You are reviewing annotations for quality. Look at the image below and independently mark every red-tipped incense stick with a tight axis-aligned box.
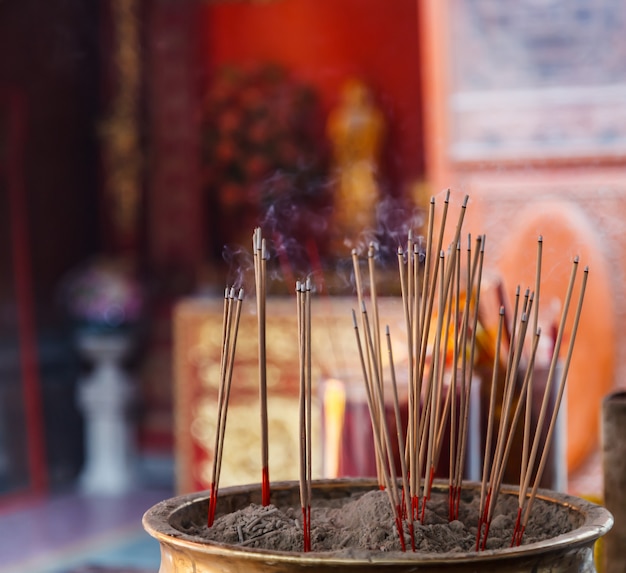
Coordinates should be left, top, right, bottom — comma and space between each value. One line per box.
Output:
208, 287, 244, 527
254, 228, 271, 506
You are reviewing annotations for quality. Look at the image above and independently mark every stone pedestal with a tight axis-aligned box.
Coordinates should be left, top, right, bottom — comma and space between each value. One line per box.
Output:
77, 331, 137, 495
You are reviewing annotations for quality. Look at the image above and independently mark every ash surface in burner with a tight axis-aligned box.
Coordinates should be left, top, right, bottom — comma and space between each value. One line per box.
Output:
175, 488, 578, 555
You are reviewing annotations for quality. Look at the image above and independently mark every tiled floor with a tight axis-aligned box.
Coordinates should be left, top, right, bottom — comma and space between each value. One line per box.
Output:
0, 487, 171, 573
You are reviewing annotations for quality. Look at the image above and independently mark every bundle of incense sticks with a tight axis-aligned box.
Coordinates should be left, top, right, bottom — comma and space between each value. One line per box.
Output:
350, 193, 589, 551
208, 286, 244, 527
206, 196, 588, 554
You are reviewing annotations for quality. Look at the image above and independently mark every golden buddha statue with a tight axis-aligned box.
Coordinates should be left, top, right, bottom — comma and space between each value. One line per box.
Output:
327, 79, 385, 249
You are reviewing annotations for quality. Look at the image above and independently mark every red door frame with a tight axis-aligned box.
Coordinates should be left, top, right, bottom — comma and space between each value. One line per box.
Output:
1, 87, 48, 502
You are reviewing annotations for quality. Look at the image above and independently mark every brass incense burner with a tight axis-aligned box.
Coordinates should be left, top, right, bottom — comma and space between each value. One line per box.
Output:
143, 478, 612, 573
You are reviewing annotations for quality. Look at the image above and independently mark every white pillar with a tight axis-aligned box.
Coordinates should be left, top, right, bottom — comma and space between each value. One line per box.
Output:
77, 332, 137, 495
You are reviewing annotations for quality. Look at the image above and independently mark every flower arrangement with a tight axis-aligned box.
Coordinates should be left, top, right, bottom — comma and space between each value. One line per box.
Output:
201, 63, 328, 250
59, 257, 145, 333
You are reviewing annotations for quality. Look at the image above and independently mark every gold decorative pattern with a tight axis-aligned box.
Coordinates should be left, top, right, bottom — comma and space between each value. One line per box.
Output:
99, 0, 142, 242
192, 395, 318, 487
174, 297, 407, 492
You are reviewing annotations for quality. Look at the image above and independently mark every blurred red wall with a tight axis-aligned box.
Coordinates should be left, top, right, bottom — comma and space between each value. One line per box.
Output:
197, 0, 424, 193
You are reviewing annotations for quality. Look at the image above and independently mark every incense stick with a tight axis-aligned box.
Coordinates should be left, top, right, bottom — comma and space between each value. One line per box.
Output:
296, 278, 314, 551
514, 264, 588, 546
253, 228, 271, 506
296, 281, 308, 550
352, 309, 407, 551
452, 234, 485, 518
514, 257, 579, 539
305, 278, 313, 551
368, 243, 386, 483
397, 243, 417, 515
208, 287, 233, 527
386, 325, 415, 550
479, 323, 540, 550
450, 234, 473, 518
520, 236, 543, 502
208, 287, 244, 527
421, 250, 446, 521
446, 241, 462, 520
408, 197, 436, 519
476, 306, 505, 547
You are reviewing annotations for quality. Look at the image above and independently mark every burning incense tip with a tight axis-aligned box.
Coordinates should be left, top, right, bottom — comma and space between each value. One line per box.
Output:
461, 194, 469, 207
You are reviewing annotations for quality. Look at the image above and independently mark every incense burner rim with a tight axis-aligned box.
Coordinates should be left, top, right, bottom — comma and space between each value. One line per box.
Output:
142, 478, 612, 565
